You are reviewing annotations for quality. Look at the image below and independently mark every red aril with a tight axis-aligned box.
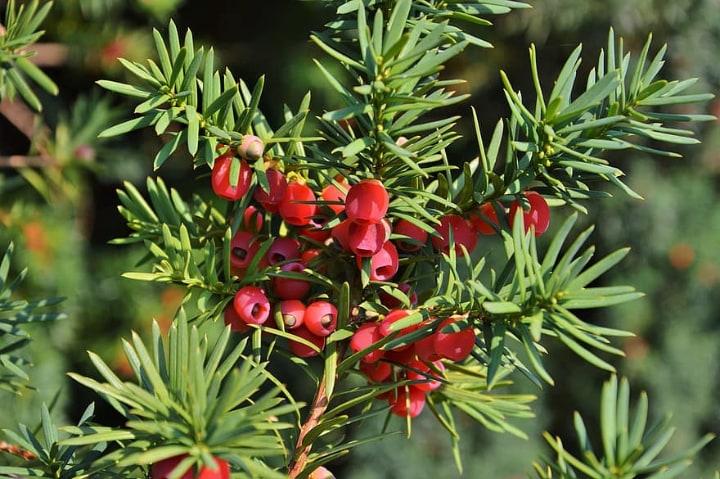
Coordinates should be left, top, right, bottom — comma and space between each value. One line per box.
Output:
321, 181, 348, 215
406, 359, 444, 392
229, 231, 262, 275
287, 324, 326, 357
432, 214, 478, 255
211, 155, 252, 201
350, 322, 385, 363
253, 168, 287, 212
388, 386, 426, 418
348, 219, 391, 257
266, 237, 301, 265
509, 191, 550, 236
272, 261, 311, 300
278, 299, 306, 330
469, 202, 502, 235
357, 241, 399, 282
393, 218, 428, 252
224, 303, 251, 333
233, 286, 271, 325
345, 179, 389, 225
359, 360, 392, 383
433, 318, 475, 361
304, 301, 338, 337
279, 181, 318, 227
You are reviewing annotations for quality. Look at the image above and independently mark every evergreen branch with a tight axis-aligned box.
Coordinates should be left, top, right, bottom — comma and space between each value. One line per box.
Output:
531, 375, 715, 478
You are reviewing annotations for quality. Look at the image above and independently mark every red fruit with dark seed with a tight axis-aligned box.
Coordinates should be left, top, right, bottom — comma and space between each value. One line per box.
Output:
345, 179, 389, 225
469, 202, 502, 235
266, 237, 301, 265
509, 191, 550, 236
350, 322, 385, 363
273, 261, 311, 300
304, 301, 338, 337
278, 299, 305, 330
229, 231, 262, 275
393, 219, 428, 252
287, 324, 325, 357
431, 214, 478, 255
211, 155, 252, 201
253, 168, 287, 212
233, 286, 270, 325
279, 181, 318, 227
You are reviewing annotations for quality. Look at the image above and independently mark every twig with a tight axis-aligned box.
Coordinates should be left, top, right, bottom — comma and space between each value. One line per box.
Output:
0, 154, 55, 168
0, 441, 36, 460
287, 374, 329, 478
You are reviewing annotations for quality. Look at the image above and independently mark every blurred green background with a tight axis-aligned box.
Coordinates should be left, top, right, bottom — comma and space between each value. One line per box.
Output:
0, 0, 718, 477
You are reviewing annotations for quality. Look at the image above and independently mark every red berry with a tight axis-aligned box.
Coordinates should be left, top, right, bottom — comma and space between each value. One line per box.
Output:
287, 324, 326, 357
406, 359, 444, 392
379, 309, 411, 336
350, 322, 385, 363
279, 181, 318, 227
379, 283, 417, 309
393, 219, 428, 252
253, 168, 287, 212
469, 202, 502, 235
229, 231, 262, 275
321, 181, 348, 215
298, 218, 332, 243
345, 179, 389, 225
224, 303, 251, 333
304, 301, 338, 337
151, 454, 230, 479
266, 237, 301, 265
359, 360, 392, 383
278, 299, 305, 330
242, 205, 264, 233
388, 386, 426, 418
233, 286, 271, 325
509, 191, 550, 236
300, 248, 322, 267
348, 219, 391, 257
383, 343, 417, 365
357, 241, 399, 282
414, 331, 441, 363
237, 134, 264, 161
433, 318, 475, 361
431, 214, 478, 255
272, 261, 311, 300
330, 219, 352, 252
211, 155, 252, 201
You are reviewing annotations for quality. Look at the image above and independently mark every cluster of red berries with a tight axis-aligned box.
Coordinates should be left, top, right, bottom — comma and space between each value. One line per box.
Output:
350, 309, 475, 417
213, 134, 551, 414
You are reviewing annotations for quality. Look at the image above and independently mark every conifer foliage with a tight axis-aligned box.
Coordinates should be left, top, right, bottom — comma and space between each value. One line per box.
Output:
0, 0, 716, 478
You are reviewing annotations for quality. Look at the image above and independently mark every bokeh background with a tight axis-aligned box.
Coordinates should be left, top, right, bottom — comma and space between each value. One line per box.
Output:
1, 0, 718, 477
